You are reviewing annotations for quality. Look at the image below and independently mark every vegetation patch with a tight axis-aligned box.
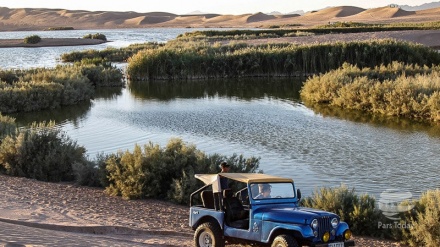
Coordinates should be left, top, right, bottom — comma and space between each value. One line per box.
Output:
301, 62, 440, 122
303, 185, 440, 245
126, 39, 440, 80
45, 27, 74, 31
180, 21, 440, 38
23, 35, 42, 44
61, 42, 164, 63
83, 33, 107, 41
0, 60, 123, 113
0, 121, 86, 182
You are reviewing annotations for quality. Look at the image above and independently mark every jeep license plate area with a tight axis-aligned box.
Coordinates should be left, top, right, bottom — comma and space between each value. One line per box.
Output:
328, 242, 344, 247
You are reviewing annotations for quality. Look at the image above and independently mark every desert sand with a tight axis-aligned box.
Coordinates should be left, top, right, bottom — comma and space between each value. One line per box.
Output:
0, 6, 439, 30
0, 174, 406, 246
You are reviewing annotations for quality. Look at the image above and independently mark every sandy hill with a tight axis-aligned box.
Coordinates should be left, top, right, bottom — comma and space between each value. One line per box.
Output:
352, 7, 415, 19
416, 6, 440, 14
0, 5, 439, 31
246, 12, 276, 23
303, 6, 366, 19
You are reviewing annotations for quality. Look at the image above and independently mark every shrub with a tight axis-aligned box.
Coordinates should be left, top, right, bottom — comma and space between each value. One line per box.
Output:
405, 189, 440, 246
0, 69, 19, 84
83, 33, 107, 41
105, 138, 260, 203
302, 185, 383, 237
301, 62, 440, 122
24, 35, 42, 44
0, 63, 123, 113
0, 113, 16, 140
0, 121, 87, 182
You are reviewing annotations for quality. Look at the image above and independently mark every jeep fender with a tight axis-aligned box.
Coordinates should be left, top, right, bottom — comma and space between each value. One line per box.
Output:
263, 222, 313, 243
190, 207, 225, 230
336, 221, 350, 236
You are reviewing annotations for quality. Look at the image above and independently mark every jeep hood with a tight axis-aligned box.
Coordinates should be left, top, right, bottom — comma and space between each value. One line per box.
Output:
253, 206, 337, 224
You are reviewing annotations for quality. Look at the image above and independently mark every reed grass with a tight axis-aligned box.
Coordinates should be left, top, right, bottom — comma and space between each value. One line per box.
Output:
126, 39, 440, 80
61, 42, 163, 62
180, 21, 440, 38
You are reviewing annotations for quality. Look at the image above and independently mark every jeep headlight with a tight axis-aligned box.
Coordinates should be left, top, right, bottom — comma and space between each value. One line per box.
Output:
344, 229, 352, 240
311, 219, 318, 229
331, 217, 338, 228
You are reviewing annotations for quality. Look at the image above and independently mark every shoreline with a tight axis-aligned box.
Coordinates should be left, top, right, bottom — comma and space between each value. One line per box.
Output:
1, 30, 440, 50
0, 38, 107, 48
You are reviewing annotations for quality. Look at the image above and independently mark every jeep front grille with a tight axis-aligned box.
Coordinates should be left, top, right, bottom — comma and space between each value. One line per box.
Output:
318, 216, 331, 238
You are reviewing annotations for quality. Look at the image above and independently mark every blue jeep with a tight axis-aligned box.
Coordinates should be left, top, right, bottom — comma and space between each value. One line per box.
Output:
189, 173, 355, 247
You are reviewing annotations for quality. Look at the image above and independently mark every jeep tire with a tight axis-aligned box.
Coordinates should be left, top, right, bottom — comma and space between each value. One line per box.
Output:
194, 222, 224, 247
271, 234, 299, 247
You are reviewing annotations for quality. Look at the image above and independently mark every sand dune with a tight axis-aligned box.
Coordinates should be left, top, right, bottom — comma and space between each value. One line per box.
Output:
304, 6, 366, 19
0, 5, 439, 30
246, 12, 276, 23
416, 6, 440, 14
353, 7, 415, 19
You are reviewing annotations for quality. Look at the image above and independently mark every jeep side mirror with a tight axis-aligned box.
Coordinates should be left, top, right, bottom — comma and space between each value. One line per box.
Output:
297, 189, 302, 201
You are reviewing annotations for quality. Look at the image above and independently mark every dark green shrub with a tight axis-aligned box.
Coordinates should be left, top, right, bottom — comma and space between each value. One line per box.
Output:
0, 121, 87, 182
0, 113, 16, 140
24, 35, 42, 44
72, 161, 102, 187
0, 69, 19, 84
83, 33, 107, 41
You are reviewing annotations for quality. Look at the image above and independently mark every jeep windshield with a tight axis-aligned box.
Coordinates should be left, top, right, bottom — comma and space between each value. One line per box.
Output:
251, 182, 295, 199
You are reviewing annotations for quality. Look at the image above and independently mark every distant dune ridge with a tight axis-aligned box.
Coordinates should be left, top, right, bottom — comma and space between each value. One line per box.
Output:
0, 4, 439, 31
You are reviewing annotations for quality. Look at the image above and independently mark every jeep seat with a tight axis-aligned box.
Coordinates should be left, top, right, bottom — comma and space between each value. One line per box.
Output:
223, 189, 249, 229
201, 190, 215, 209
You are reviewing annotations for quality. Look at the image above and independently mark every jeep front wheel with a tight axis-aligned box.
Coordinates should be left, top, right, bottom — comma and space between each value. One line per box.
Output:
194, 222, 224, 247
271, 234, 298, 247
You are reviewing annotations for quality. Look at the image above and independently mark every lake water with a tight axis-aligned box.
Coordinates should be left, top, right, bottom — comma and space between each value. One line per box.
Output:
2, 28, 440, 199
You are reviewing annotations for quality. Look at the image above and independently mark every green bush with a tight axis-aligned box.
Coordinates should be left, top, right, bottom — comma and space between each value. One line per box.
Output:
83, 33, 107, 41
104, 138, 260, 203
0, 113, 16, 140
23, 35, 42, 44
302, 185, 383, 237
405, 189, 440, 246
0, 121, 87, 182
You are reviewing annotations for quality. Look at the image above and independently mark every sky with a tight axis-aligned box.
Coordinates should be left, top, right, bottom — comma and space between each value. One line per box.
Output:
0, 0, 435, 15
